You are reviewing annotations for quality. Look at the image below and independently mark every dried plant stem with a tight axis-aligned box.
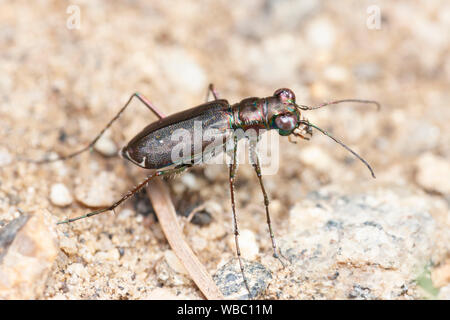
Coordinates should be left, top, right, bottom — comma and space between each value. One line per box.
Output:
146, 178, 224, 300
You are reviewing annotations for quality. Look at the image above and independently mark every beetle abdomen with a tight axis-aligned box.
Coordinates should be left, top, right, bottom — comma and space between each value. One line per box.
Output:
121, 100, 232, 169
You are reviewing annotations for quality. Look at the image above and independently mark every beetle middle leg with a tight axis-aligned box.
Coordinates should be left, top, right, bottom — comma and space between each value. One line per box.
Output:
22, 92, 164, 164
228, 135, 252, 297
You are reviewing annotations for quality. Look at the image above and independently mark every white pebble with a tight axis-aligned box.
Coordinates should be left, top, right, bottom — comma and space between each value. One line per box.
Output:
94, 135, 117, 157
59, 236, 77, 255
228, 229, 259, 260
191, 235, 207, 251
50, 183, 73, 207
180, 172, 198, 190
324, 65, 350, 84
66, 263, 89, 278
0, 147, 12, 167
95, 249, 120, 261
75, 171, 117, 207
306, 18, 336, 49
118, 208, 134, 221
164, 250, 188, 275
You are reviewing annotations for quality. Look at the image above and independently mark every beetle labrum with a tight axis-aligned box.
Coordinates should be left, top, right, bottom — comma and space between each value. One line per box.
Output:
26, 84, 379, 296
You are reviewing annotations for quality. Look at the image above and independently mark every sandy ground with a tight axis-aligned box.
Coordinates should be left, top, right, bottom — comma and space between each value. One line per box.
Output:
0, 0, 449, 299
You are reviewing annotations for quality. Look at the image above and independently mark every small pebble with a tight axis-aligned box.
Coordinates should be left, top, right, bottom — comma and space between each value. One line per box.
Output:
228, 229, 259, 260
155, 255, 191, 286
75, 172, 117, 207
50, 183, 73, 207
0, 147, 12, 167
190, 235, 207, 251
164, 250, 188, 275
66, 263, 89, 278
94, 135, 117, 157
323, 65, 350, 84
117, 208, 134, 221
59, 236, 78, 256
415, 153, 450, 194
0, 212, 58, 299
180, 172, 199, 191
213, 258, 272, 299
306, 18, 336, 49
95, 249, 120, 261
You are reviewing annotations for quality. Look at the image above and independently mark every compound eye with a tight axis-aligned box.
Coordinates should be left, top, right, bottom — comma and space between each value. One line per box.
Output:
275, 113, 297, 135
274, 88, 296, 103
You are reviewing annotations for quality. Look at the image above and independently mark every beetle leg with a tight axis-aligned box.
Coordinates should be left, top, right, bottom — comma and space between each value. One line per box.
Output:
131, 92, 166, 119
229, 135, 252, 297
57, 164, 189, 224
205, 83, 220, 102
21, 93, 165, 164
249, 139, 286, 268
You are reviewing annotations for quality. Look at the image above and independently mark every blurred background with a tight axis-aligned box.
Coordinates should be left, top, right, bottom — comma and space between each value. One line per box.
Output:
0, 0, 448, 299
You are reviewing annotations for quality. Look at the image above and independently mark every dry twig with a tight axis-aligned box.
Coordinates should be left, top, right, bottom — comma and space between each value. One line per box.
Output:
146, 178, 224, 300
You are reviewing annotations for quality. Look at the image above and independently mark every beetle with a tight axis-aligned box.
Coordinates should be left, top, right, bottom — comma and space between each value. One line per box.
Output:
25, 84, 379, 296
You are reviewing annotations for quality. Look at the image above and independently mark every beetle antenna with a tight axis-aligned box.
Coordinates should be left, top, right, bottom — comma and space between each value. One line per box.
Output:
299, 121, 376, 178
296, 99, 380, 111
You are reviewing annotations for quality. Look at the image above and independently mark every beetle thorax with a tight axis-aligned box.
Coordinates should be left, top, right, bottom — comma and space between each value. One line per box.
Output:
232, 97, 269, 130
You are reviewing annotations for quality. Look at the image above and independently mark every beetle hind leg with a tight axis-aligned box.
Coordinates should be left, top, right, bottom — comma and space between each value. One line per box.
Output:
205, 83, 220, 102
57, 164, 189, 224
21, 92, 164, 165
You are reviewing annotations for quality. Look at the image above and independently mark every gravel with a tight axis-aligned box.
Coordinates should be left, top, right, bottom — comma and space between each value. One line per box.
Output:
0, 1, 448, 300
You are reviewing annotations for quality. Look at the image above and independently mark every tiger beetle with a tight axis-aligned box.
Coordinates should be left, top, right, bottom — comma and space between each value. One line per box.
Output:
26, 84, 379, 297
